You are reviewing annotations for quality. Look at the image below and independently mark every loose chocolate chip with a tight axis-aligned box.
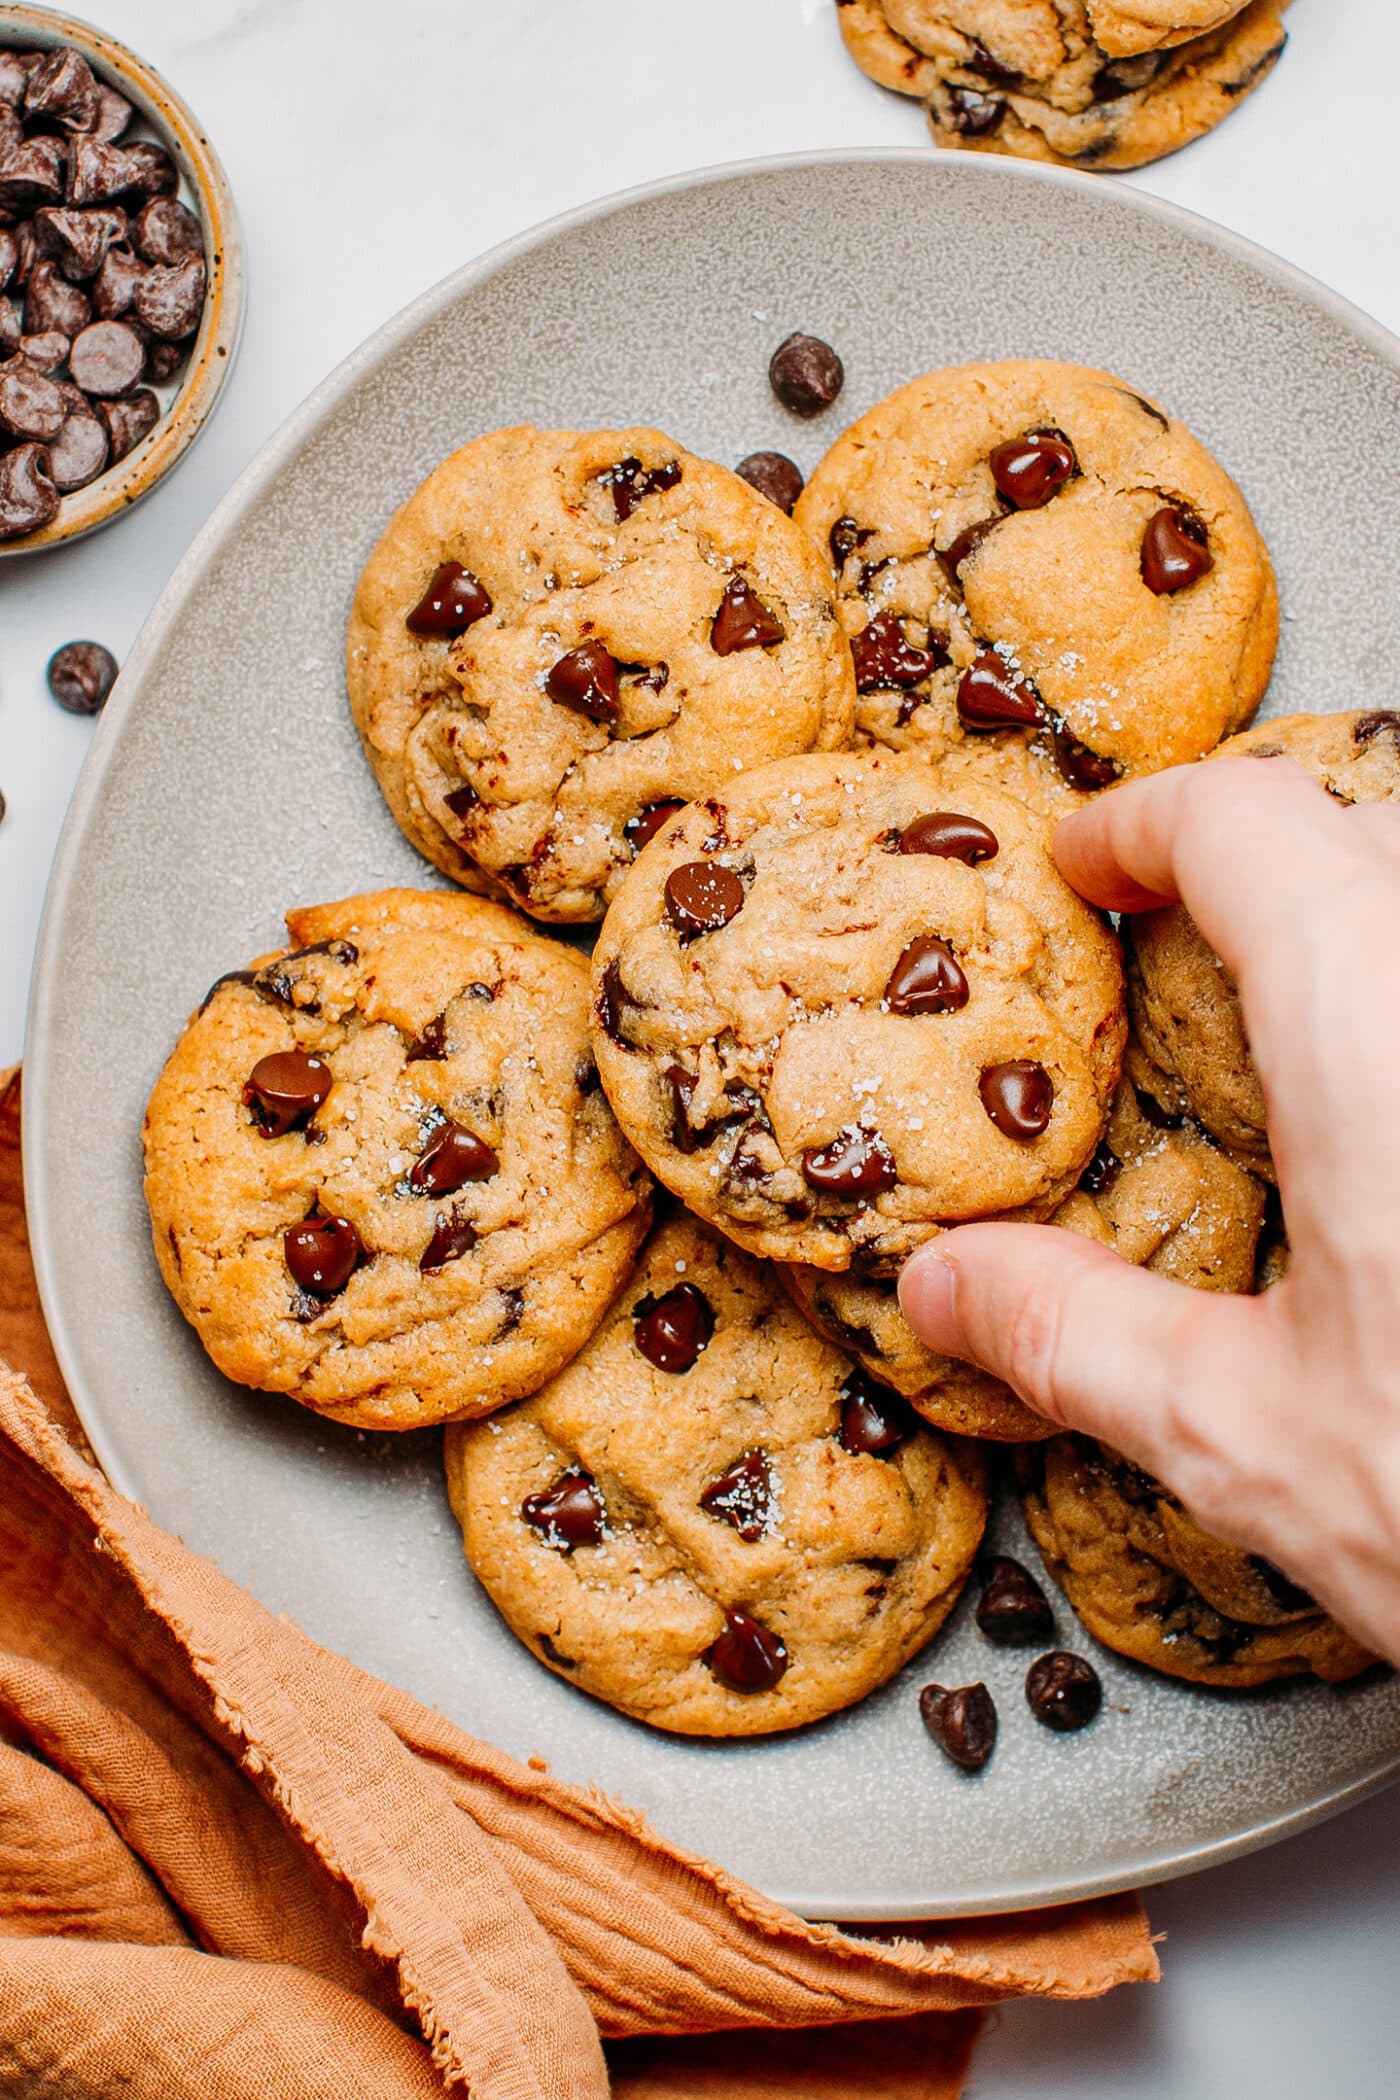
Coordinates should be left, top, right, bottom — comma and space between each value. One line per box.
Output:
839, 1370, 914, 1456
85, 82, 135, 144
1078, 1141, 1120, 1195
133, 194, 202, 266
0, 358, 65, 440
284, 1212, 362, 1298
957, 651, 1044, 731
829, 515, 873, 568
976, 1556, 1055, 1645
68, 136, 175, 207
990, 428, 1078, 509
1052, 718, 1121, 791
405, 560, 491, 638
1026, 1650, 1102, 1731
24, 49, 99, 131
941, 85, 1007, 136
0, 440, 59, 538
0, 52, 37, 107
0, 137, 66, 213
624, 800, 684, 855
46, 401, 109, 490
420, 1209, 477, 1273
545, 638, 620, 723
707, 1607, 788, 1694
920, 1682, 997, 1771
710, 574, 785, 655
23, 259, 89, 337
768, 331, 844, 418
408, 1122, 498, 1193
132, 252, 204, 340
1354, 711, 1400, 749
665, 859, 745, 937
33, 204, 127, 281
521, 1469, 606, 1551
68, 317, 144, 395
0, 227, 16, 293
884, 934, 969, 1016
979, 1060, 1053, 1140
939, 515, 1003, 583
405, 1014, 448, 1063
0, 305, 18, 358
97, 386, 158, 461
851, 610, 948, 694
141, 335, 185, 384
700, 1450, 772, 1541
599, 454, 681, 521
46, 639, 117, 714
735, 449, 804, 514
899, 810, 999, 864
243, 1049, 333, 1137
91, 241, 144, 318
634, 1280, 714, 1373
19, 329, 69, 373
1141, 506, 1213, 594
802, 1126, 897, 1197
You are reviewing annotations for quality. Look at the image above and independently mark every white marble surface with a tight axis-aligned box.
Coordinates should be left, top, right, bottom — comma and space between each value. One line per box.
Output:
2, 1, 1398, 2092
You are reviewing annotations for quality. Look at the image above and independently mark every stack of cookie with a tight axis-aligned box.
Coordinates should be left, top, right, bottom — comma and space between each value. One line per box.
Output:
143, 364, 1373, 1744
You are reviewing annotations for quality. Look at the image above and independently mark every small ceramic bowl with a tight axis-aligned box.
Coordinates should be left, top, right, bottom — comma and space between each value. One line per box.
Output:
0, 4, 245, 557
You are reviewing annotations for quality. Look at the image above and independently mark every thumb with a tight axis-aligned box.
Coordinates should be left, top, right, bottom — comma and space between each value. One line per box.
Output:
898, 1223, 1267, 1480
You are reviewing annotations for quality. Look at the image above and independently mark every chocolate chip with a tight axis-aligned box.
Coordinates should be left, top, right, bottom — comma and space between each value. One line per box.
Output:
710, 575, 785, 655
405, 1014, 448, 1063
0, 52, 38, 107
939, 515, 1003, 583
1250, 1556, 1316, 1614
0, 137, 66, 213
964, 37, 1019, 84
979, 1060, 1053, 1140
419, 1209, 477, 1273
0, 440, 58, 538
46, 400, 109, 490
768, 331, 844, 417
665, 1064, 701, 1152
802, 1126, 897, 1197
920, 1682, 997, 1771
97, 386, 157, 461
940, 85, 1007, 136
33, 204, 127, 280
69, 136, 176, 207
0, 305, 17, 358
0, 358, 65, 440
23, 49, 98, 131
133, 194, 202, 266
634, 1280, 714, 1373
990, 428, 1077, 509
1092, 52, 1165, 100
243, 1049, 333, 1137
707, 1607, 788, 1694
884, 934, 969, 1016
700, 1450, 771, 1541
851, 610, 948, 694
545, 638, 619, 722
68, 317, 144, 395
829, 515, 873, 568
18, 329, 69, 373
976, 1556, 1055, 1645
665, 859, 745, 937
1354, 711, 1400, 749
407, 1122, 498, 1194
624, 800, 684, 855
23, 259, 89, 337
957, 651, 1044, 731
90, 242, 144, 318
1026, 1650, 1101, 1731
284, 1212, 362, 1298
599, 454, 681, 521
85, 83, 134, 144
521, 1469, 606, 1551
596, 958, 632, 1047
735, 449, 804, 513
141, 334, 185, 383
405, 560, 491, 638
0, 227, 16, 293
46, 639, 117, 714
1141, 506, 1213, 594
1133, 1084, 1184, 1131
1052, 719, 1121, 791
839, 1370, 914, 1456
1078, 1141, 1120, 1195
131, 253, 204, 340
899, 810, 999, 864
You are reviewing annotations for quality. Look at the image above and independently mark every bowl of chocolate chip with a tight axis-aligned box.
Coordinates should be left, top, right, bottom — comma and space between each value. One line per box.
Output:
0, 5, 244, 553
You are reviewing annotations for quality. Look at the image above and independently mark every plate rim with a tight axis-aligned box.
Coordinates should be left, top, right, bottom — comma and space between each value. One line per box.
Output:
23, 145, 1400, 1921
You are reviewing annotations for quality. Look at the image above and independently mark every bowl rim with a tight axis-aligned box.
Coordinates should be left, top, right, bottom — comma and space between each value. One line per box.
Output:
0, 1, 246, 556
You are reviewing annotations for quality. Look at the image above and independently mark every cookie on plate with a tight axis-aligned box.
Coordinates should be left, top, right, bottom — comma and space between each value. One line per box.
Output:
590, 748, 1125, 1271
782, 1068, 1266, 1440
444, 1209, 987, 1735
347, 425, 855, 922
143, 889, 651, 1430
1018, 1435, 1372, 1686
1128, 711, 1400, 1182
793, 359, 1277, 806
837, 1, 1289, 171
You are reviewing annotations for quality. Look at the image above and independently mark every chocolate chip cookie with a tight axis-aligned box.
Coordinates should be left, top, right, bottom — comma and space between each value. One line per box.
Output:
837, 1, 1289, 171
143, 889, 651, 1430
1128, 711, 1400, 1183
1018, 1435, 1372, 1686
590, 749, 1125, 1270
444, 1210, 987, 1735
347, 425, 855, 922
794, 360, 1277, 802
783, 1067, 1266, 1439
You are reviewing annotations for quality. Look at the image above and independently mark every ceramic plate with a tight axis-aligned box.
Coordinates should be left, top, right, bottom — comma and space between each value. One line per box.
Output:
25, 152, 1400, 1920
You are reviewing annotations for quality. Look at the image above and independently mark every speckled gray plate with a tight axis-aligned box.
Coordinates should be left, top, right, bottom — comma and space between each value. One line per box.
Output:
25, 152, 1400, 1920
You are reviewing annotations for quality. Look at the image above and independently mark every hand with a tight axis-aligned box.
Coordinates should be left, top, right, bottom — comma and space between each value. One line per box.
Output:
899, 755, 1400, 1665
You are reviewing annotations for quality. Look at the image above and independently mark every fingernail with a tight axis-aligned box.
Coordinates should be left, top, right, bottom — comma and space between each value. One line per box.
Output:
898, 1248, 960, 1351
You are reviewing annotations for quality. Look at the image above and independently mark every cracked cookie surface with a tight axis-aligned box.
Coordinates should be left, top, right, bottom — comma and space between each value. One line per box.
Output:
590, 749, 1125, 1270
444, 1209, 987, 1735
794, 360, 1276, 806
143, 888, 651, 1430
1128, 711, 1400, 1184
1018, 1435, 1372, 1686
347, 425, 855, 923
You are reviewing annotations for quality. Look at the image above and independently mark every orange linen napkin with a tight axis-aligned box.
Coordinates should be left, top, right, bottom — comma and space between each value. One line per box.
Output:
0, 1067, 1154, 2097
